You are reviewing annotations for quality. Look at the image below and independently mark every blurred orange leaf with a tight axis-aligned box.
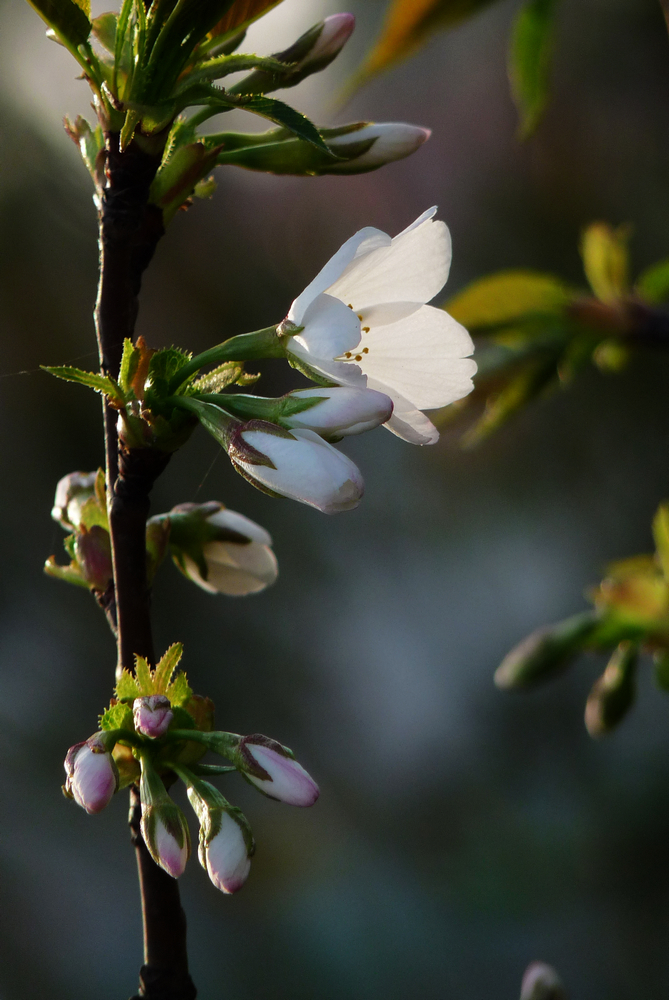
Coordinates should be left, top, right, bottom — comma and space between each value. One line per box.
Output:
354, 0, 499, 85
210, 0, 284, 39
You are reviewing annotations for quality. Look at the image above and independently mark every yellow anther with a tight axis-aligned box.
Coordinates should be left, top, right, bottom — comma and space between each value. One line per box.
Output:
362, 327, 370, 333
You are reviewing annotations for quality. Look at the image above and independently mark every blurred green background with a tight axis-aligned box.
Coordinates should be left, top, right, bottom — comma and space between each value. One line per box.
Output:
2, 0, 669, 997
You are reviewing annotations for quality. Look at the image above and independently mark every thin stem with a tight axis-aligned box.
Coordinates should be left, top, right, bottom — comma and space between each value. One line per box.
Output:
168, 324, 284, 393
94, 128, 196, 999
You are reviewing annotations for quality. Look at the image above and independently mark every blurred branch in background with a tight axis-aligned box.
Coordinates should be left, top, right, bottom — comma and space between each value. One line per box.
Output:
439, 222, 669, 446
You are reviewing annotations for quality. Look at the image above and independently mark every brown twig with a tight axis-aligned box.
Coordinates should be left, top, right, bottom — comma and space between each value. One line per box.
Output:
94, 131, 196, 999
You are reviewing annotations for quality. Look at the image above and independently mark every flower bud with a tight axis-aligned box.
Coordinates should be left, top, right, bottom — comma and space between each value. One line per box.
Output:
239, 735, 319, 806
74, 524, 113, 591
133, 695, 174, 739
164, 502, 278, 596
280, 388, 393, 441
520, 962, 567, 1000
229, 421, 364, 514
324, 122, 431, 174
215, 121, 430, 176
64, 734, 119, 814
584, 641, 637, 738
141, 804, 191, 878
203, 811, 252, 894
233, 13, 355, 94
494, 612, 599, 690
52, 471, 97, 530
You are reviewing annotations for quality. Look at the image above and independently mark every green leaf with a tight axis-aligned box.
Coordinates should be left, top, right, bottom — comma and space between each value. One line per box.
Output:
207, 0, 284, 40
42, 365, 124, 403
91, 11, 117, 51
167, 671, 192, 707
134, 655, 154, 694
43, 556, 89, 588
119, 338, 141, 395
446, 270, 571, 329
154, 642, 184, 693
182, 52, 290, 89
78, 495, 109, 531
635, 258, 669, 303
350, 0, 498, 89
26, 0, 91, 47
653, 503, 669, 581
580, 222, 630, 304
192, 362, 244, 392
508, 0, 557, 139
116, 669, 141, 701
148, 347, 193, 386
224, 94, 330, 152
100, 702, 134, 732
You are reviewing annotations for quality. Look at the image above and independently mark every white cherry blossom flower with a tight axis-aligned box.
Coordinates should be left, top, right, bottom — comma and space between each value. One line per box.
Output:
282, 207, 476, 445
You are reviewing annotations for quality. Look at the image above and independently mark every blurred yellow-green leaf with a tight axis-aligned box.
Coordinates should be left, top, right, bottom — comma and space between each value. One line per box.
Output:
584, 641, 637, 739
353, 0, 498, 86
652, 503, 669, 580
580, 222, 630, 304
634, 257, 669, 303
508, 0, 557, 138
26, 0, 91, 47
445, 269, 571, 328
461, 354, 558, 447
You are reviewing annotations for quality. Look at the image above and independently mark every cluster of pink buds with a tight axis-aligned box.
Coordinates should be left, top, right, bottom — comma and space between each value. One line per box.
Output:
63, 685, 318, 895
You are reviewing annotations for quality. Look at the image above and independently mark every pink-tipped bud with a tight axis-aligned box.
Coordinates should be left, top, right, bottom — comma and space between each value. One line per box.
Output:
205, 812, 252, 894
133, 695, 174, 739
240, 735, 319, 806
326, 123, 431, 173
303, 13, 355, 71
141, 805, 190, 878
64, 735, 119, 814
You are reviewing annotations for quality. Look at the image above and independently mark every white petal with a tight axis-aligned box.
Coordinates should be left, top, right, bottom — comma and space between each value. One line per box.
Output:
394, 205, 438, 237
288, 228, 390, 324
288, 294, 366, 384
206, 508, 272, 547
359, 305, 476, 409
206, 541, 278, 595
326, 210, 452, 309
368, 381, 440, 445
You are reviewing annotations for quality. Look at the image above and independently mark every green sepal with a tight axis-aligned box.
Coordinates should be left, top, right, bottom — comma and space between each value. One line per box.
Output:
27, 0, 91, 47
195, 390, 325, 425
43, 555, 89, 588
42, 365, 125, 404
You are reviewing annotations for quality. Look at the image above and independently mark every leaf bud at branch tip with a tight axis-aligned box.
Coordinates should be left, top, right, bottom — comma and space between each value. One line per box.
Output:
584, 641, 637, 739
495, 612, 599, 690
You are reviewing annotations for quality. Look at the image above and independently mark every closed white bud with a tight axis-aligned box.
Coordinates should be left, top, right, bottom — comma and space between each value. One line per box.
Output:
299, 13, 355, 73
204, 812, 252, 894
282, 387, 393, 440
240, 736, 319, 807
326, 123, 431, 173
141, 804, 191, 878
181, 506, 278, 596
64, 735, 119, 814
229, 422, 364, 514
133, 695, 174, 739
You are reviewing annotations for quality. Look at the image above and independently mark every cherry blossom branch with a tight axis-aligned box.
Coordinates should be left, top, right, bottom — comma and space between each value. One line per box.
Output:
94, 131, 196, 1000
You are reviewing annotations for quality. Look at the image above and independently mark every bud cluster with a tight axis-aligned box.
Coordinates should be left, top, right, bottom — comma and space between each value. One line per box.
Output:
495, 501, 669, 737
63, 645, 318, 894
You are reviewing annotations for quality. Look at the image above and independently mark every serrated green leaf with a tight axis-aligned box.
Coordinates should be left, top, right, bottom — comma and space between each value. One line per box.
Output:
167, 671, 192, 707
116, 669, 141, 701
119, 338, 141, 395
208, 0, 283, 40
635, 258, 669, 304
446, 270, 571, 329
42, 365, 124, 403
134, 655, 154, 694
154, 642, 183, 692
508, 0, 557, 139
192, 362, 243, 393
26, 0, 91, 47
183, 52, 289, 89
581, 222, 630, 304
225, 94, 330, 152
100, 702, 133, 731
148, 347, 193, 386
